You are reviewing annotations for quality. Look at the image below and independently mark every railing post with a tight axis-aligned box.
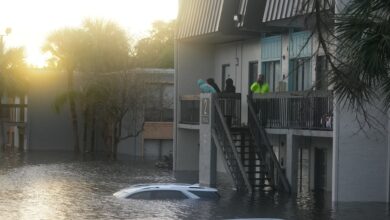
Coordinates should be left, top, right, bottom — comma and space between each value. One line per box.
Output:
199, 93, 217, 187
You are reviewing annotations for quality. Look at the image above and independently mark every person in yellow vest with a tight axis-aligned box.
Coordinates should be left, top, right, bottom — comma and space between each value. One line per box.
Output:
250, 74, 269, 126
250, 74, 269, 94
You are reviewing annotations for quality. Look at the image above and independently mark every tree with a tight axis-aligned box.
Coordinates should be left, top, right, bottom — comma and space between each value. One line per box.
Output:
81, 18, 131, 73
331, 0, 390, 109
93, 71, 148, 159
134, 20, 175, 68
0, 35, 28, 148
79, 18, 132, 154
299, 0, 390, 128
42, 28, 88, 153
0, 46, 28, 96
44, 19, 132, 154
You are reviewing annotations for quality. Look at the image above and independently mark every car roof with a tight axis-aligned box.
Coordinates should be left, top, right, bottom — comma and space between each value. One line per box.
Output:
113, 183, 219, 199
127, 183, 217, 191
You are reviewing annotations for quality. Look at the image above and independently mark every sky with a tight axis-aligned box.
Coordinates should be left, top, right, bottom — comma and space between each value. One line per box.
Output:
0, 0, 178, 67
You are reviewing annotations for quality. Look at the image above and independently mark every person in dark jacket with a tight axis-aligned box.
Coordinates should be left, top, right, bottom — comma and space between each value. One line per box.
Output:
222, 78, 236, 128
223, 78, 235, 93
207, 78, 221, 93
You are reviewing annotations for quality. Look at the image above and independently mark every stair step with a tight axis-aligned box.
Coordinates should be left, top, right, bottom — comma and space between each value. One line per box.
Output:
243, 165, 265, 168
252, 184, 273, 188
248, 176, 271, 180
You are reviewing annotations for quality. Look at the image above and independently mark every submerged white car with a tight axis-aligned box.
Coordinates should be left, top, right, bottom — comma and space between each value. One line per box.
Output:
113, 183, 220, 200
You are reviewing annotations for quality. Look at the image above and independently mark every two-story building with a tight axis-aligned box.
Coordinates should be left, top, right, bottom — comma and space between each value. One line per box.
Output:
174, 0, 390, 203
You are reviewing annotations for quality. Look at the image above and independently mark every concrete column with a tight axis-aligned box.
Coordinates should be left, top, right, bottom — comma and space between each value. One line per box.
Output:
286, 131, 298, 192
199, 93, 217, 187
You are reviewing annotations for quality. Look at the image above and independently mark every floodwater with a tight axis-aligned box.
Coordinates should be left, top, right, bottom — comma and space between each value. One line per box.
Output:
0, 151, 389, 220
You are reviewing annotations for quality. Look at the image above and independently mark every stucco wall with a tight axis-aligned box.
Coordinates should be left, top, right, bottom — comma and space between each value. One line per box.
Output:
174, 41, 215, 171
333, 99, 389, 202
28, 71, 74, 150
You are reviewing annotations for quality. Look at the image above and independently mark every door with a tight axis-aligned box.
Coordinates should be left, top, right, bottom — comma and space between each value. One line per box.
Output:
314, 148, 327, 191
248, 61, 258, 92
221, 64, 231, 90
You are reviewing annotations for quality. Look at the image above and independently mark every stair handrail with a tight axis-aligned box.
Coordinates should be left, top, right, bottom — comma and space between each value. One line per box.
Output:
212, 95, 252, 193
247, 95, 291, 193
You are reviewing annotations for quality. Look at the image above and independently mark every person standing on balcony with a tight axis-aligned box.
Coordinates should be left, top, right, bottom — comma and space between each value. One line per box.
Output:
223, 78, 235, 93
250, 74, 269, 127
207, 78, 221, 93
250, 74, 269, 94
197, 79, 216, 93
223, 78, 236, 128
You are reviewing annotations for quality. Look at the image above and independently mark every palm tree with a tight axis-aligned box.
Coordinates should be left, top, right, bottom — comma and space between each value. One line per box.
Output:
43, 28, 88, 153
0, 36, 28, 148
317, 0, 390, 110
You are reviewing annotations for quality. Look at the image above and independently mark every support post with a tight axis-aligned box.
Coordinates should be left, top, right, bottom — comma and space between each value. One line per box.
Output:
199, 93, 217, 187
286, 131, 298, 193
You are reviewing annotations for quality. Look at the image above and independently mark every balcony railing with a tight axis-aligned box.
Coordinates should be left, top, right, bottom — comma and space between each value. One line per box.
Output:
217, 93, 241, 128
250, 90, 333, 130
179, 93, 242, 126
0, 104, 28, 123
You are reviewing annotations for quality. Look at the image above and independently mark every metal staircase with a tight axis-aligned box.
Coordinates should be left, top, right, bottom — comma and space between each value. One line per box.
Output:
230, 127, 273, 190
247, 95, 291, 193
211, 95, 290, 193
211, 99, 252, 193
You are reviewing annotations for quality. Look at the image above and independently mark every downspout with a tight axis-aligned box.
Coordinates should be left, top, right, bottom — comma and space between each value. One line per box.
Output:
332, 93, 340, 203
387, 109, 390, 202
173, 39, 179, 171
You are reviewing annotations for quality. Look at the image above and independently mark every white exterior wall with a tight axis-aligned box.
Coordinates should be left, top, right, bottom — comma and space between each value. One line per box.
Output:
333, 99, 389, 202
214, 39, 261, 173
174, 42, 215, 172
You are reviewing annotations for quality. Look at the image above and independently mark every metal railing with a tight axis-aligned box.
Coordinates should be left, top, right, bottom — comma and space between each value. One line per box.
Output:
248, 96, 291, 193
179, 93, 241, 126
179, 95, 200, 124
212, 95, 252, 193
251, 90, 333, 130
217, 93, 241, 128
0, 104, 28, 124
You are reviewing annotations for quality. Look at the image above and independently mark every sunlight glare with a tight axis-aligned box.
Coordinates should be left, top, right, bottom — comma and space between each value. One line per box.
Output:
0, 0, 178, 67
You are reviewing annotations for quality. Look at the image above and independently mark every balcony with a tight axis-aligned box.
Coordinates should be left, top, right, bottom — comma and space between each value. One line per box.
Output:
179, 93, 242, 128
250, 90, 333, 130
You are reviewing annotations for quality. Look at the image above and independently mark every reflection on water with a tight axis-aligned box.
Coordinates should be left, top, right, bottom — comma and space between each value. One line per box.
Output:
0, 150, 389, 220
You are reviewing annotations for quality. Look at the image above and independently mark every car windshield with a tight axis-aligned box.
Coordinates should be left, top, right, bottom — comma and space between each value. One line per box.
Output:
188, 190, 220, 199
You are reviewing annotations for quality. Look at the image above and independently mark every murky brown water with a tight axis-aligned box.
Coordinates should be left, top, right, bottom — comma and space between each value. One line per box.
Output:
0, 150, 388, 220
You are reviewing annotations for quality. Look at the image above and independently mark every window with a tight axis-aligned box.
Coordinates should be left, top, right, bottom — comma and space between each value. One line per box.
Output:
289, 58, 311, 91
145, 83, 174, 122
127, 191, 152, 199
150, 190, 188, 200
262, 61, 281, 92
188, 191, 220, 199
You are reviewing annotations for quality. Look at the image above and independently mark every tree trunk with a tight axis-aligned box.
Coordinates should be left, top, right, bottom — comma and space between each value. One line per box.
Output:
82, 106, 89, 154
90, 106, 96, 153
67, 69, 80, 153
110, 122, 116, 160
